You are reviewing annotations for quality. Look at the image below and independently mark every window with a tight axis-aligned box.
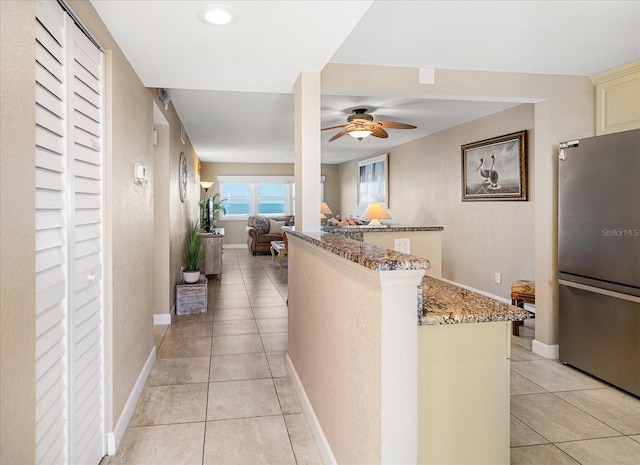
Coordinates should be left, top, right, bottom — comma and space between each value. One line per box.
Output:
221, 183, 251, 217
218, 176, 293, 220
258, 183, 286, 215
217, 175, 323, 220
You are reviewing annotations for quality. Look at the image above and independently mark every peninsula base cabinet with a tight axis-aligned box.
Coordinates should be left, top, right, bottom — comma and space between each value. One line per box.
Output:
200, 230, 224, 278
418, 321, 511, 465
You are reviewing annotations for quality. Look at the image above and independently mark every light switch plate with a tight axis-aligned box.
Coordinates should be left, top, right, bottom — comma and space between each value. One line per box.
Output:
134, 162, 148, 185
394, 238, 410, 254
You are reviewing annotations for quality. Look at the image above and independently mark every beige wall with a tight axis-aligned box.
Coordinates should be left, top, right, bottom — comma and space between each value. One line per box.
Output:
288, 237, 382, 464
200, 162, 340, 245
152, 97, 200, 317
153, 123, 171, 316
325, 63, 594, 349
339, 104, 535, 297
0, 1, 37, 462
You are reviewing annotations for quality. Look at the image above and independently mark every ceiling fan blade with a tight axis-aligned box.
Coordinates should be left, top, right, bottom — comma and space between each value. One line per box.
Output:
371, 127, 389, 138
329, 128, 349, 141
378, 120, 417, 129
322, 123, 347, 131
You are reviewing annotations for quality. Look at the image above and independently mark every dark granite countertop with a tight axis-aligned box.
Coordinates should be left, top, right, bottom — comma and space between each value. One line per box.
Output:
418, 275, 529, 325
322, 225, 444, 232
322, 225, 443, 241
284, 228, 430, 272
286, 228, 528, 325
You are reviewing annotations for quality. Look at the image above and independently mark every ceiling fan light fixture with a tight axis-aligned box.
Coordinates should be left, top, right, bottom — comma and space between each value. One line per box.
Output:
347, 127, 373, 141
322, 108, 415, 142
199, 6, 237, 26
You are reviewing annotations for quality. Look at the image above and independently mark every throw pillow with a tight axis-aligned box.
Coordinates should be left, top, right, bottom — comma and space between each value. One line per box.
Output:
254, 216, 269, 234
269, 219, 286, 234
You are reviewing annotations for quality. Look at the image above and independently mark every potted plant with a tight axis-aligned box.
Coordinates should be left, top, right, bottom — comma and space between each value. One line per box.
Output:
183, 222, 202, 283
210, 192, 225, 227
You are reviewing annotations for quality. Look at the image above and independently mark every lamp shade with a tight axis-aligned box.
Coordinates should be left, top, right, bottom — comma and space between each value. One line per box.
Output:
361, 202, 390, 226
320, 202, 333, 215
200, 181, 214, 190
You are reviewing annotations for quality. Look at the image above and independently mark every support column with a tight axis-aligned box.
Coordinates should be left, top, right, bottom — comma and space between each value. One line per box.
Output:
379, 270, 422, 465
533, 101, 560, 359
294, 71, 321, 232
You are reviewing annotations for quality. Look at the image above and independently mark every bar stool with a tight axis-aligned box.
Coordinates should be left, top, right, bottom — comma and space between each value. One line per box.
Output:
511, 280, 535, 336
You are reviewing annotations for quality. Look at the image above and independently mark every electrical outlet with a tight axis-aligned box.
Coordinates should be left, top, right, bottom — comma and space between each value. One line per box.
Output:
394, 238, 411, 254
495, 272, 502, 284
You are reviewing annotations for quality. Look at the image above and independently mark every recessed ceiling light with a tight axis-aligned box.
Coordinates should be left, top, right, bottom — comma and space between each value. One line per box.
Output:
199, 6, 237, 26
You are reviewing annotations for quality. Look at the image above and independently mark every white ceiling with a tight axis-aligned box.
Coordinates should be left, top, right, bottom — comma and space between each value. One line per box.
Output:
90, 0, 640, 164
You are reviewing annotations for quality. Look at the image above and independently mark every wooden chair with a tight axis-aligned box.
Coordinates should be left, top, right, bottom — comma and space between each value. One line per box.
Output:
511, 280, 535, 336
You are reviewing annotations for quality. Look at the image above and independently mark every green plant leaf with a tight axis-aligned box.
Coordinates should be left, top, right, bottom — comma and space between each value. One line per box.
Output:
183, 222, 203, 271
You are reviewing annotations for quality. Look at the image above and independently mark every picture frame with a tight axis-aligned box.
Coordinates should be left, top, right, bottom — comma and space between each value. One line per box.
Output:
461, 130, 528, 201
358, 153, 388, 207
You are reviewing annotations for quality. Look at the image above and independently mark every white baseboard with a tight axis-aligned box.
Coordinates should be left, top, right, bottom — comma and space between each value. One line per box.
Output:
532, 339, 559, 359
441, 278, 535, 313
106, 345, 156, 455
153, 313, 171, 325
440, 278, 510, 304
286, 354, 336, 465
223, 244, 248, 249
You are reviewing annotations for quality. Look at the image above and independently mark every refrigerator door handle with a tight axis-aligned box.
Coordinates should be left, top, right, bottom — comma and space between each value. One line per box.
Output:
559, 279, 640, 304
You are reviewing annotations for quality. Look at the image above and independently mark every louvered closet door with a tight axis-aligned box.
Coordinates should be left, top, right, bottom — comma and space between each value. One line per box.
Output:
35, 1, 68, 463
68, 23, 104, 465
35, 1, 105, 464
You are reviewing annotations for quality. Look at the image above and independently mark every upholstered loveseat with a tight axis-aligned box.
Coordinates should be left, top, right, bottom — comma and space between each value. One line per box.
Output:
246, 215, 294, 255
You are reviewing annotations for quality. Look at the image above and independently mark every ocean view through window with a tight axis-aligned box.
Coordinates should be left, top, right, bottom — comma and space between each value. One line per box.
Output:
216, 175, 323, 220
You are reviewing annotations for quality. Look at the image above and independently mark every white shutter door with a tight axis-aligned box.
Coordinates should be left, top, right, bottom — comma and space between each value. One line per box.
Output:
35, 2, 69, 463
68, 24, 104, 465
35, 1, 105, 463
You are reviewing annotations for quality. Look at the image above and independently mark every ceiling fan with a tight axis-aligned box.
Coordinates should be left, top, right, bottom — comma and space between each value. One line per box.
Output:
322, 108, 417, 142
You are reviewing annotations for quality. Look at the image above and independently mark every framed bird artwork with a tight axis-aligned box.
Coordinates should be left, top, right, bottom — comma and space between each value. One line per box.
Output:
461, 130, 528, 201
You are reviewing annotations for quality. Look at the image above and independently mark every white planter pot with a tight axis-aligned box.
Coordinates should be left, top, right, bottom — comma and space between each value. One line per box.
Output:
183, 270, 201, 283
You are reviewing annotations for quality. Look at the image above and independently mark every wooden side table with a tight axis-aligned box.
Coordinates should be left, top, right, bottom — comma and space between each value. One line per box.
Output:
176, 275, 208, 315
270, 240, 287, 272
200, 229, 224, 278
511, 280, 535, 336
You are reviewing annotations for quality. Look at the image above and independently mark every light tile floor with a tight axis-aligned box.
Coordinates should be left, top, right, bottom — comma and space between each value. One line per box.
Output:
102, 250, 322, 465
103, 250, 640, 464
510, 320, 640, 465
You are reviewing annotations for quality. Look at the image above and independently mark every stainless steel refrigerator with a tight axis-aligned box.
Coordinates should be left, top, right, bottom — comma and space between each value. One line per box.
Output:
558, 128, 640, 397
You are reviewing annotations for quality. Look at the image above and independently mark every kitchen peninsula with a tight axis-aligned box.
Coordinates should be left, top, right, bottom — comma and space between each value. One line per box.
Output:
285, 229, 527, 465
323, 225, 443, 277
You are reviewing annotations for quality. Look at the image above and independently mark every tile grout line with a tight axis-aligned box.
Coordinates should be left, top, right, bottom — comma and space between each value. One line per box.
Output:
508, 326, 640, 463
201, 278, 220, 464
245, 255, 299, 463
549, 390, 630, 438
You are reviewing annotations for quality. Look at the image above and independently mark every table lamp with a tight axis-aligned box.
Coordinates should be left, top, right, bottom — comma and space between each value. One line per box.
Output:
361, 202, 390, 226
320, 202, 333, 220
